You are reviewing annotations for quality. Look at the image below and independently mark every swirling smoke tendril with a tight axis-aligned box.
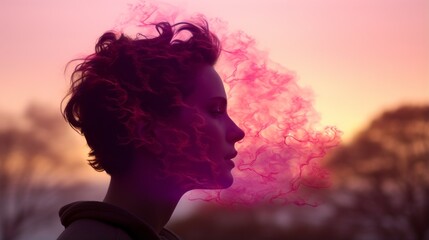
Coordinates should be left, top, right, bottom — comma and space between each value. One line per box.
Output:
114, 0, 341, 206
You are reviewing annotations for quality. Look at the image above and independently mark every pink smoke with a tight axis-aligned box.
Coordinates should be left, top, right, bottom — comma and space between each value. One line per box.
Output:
115, 0, 341, 206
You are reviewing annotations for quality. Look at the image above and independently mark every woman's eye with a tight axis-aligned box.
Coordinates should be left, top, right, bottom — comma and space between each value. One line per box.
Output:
210, 105, 226, 115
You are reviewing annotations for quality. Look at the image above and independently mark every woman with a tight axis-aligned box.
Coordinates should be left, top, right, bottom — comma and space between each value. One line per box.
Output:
57, 20, 245, 240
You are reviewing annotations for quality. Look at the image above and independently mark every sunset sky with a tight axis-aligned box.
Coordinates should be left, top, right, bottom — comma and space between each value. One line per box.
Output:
1, 0, 428, 142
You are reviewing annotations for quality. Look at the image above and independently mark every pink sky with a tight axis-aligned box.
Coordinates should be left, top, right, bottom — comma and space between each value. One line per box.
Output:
0, 0, 428, 141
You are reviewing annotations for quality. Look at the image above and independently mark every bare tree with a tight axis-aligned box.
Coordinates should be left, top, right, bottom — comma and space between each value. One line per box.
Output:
0, 104, 87, 240
325, 105, 429, 240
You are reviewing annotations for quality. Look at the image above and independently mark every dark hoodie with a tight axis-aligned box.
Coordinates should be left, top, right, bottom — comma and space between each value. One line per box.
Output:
57, 201, 180, 240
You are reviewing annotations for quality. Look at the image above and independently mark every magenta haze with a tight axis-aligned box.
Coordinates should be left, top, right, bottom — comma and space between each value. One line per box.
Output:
114, 1, 341, 206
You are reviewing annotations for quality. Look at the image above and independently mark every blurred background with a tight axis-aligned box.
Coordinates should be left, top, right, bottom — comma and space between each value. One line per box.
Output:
1, 0, 428, 239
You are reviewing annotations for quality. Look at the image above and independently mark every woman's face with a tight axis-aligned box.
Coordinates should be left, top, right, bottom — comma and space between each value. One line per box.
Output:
172, 65, 245, 190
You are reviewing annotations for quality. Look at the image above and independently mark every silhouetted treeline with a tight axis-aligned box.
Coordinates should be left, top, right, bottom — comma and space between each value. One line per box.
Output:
1, 104, 427, 239
169, 105, 429, 240
0, 104, 87, 240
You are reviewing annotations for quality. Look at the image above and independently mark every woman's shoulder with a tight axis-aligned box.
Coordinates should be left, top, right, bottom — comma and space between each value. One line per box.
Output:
57, 218, 133, 240
57, 201, 180, 240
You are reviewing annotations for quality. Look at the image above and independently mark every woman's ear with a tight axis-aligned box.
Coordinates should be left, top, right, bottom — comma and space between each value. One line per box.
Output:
152, 122, 191, 150
134, 120, 162, 156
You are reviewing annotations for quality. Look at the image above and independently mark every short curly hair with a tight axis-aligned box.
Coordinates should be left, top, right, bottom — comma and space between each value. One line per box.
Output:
62, 21, 221, 175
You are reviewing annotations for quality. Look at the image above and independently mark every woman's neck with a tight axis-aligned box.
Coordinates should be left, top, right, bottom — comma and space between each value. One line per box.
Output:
103, 168, 184, 234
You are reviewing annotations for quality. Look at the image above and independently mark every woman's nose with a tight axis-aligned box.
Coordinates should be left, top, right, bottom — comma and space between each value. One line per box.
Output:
227, 118, 245, 143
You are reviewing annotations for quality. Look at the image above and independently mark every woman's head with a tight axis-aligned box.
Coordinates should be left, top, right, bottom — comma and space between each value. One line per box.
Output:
63, 20, 243, 188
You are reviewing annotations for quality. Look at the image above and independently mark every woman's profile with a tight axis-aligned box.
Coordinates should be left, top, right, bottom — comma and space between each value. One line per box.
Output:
57, 20, 244, 240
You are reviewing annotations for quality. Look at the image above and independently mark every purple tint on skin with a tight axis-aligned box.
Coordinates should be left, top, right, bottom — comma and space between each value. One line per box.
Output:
165, 66, 245, 190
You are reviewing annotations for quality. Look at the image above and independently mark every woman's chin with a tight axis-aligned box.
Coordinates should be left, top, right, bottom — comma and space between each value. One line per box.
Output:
187, 173, 233, 190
